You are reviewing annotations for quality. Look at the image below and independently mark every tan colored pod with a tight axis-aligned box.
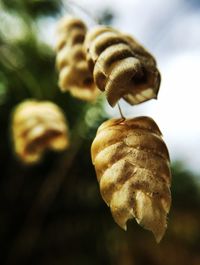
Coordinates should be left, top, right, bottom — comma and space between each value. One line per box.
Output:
12, 100, 69, 164
91, 117, 171, 242
55, 16, 87, 51
84, 26, 160, 106
55, 16, 99, 101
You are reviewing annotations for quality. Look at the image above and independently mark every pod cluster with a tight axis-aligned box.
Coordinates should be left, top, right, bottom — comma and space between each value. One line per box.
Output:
91, 117, 171, 242
55, 16, 99, 101
55, 17, 160, 106
12, 100, 69, 164
54, 16, 170, 242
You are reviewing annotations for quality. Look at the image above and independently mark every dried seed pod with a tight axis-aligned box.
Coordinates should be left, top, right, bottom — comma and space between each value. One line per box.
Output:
84, 26, 161, 106
12, 100, 69, 164
91, 116, 171, 242
55, 16, 87, 51
55, 16, 99, 101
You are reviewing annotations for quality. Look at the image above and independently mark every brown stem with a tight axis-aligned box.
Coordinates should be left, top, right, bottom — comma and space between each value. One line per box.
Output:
117, 102, 126, 120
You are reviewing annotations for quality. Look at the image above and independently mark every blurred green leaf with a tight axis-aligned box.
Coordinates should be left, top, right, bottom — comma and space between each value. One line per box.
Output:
1, 0, 62, 17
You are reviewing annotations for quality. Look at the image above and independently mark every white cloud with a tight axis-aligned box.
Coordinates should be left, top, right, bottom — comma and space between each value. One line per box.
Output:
151, 52, 200, 173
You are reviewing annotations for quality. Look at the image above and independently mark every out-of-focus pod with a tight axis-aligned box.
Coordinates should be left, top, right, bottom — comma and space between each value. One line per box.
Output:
55, 16, 99, 101
12, 100, 69, 164
91, 116, 171, 242
84, 26, 160, 107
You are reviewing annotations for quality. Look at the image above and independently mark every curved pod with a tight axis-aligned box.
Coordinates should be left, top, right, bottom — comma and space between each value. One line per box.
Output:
12, 100, 69, 164
84, 26, 160, 106
91, 116, 171, 242
55, 16, 99, 101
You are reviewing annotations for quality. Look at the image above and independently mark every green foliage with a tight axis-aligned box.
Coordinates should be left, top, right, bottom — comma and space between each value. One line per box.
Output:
1, 0, 62, 17
171, 161, 200, 209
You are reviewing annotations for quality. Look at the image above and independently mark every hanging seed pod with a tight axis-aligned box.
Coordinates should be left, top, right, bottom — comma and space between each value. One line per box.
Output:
55, 16, 99, 101
12, 100, 69, 164
91, 116, 171, 242
84, 26, 161, 107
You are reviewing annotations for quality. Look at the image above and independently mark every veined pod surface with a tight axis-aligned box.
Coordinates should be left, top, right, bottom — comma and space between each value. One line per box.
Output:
55, 16, 99, 101
12, 100, 69, 164
84, 26, 160, 107
91, 116, 171, 242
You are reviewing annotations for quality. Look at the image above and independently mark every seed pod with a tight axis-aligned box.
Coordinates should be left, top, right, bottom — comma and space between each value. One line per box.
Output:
55, 16, 99, 101
12, 100, 69, 164
84, 26, 160, 106
91, 116, 171, 242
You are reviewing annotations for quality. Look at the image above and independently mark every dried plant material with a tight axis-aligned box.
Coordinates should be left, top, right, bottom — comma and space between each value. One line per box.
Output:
91, 116, 171, 242
55, 16, 99, 101
84, 26, 161, 106
12, 100, 69, 164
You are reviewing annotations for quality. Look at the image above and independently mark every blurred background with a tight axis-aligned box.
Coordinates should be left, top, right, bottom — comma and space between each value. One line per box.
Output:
0, 0, 200, 264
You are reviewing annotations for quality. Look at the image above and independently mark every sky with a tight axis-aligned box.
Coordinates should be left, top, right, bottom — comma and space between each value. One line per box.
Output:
41, 0, 200, 173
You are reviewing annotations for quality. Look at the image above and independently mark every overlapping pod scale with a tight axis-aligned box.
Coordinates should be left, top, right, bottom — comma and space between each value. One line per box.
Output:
55, 16, 99, 101
91, 117, 171, 242
84, 26, 161, 106
12, 100, 69, 164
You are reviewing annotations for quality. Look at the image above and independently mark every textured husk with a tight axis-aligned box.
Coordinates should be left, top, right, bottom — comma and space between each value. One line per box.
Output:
91, 117, 171, 242
84, 26, 160, 106
55, 16, 99, 101
12, 100, 69, 164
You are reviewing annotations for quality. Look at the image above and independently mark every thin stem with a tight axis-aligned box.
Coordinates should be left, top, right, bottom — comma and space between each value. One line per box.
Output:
117, 102, 125, 120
